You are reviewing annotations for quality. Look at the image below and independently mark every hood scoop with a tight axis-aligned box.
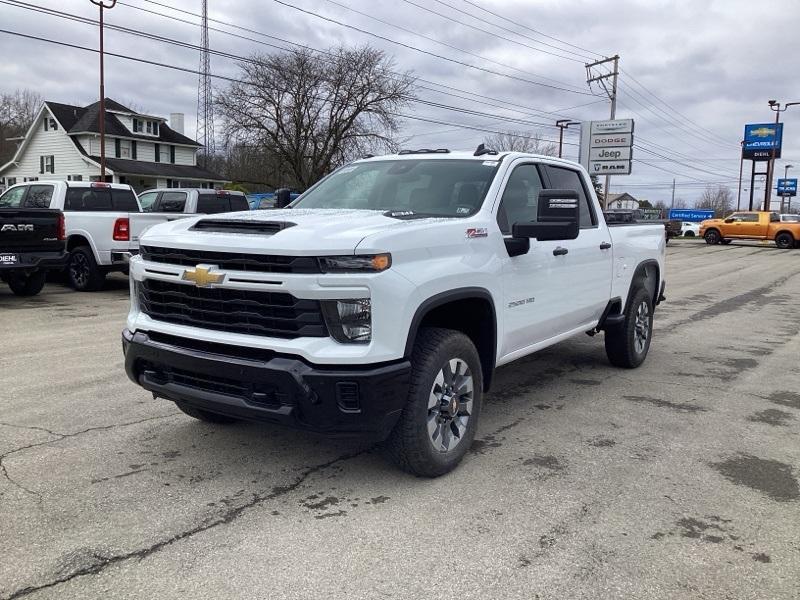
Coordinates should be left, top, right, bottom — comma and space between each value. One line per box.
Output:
191, 220, 296, 235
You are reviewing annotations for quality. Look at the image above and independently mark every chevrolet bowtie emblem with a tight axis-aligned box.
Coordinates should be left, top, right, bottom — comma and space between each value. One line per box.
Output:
182, 265, 225, 287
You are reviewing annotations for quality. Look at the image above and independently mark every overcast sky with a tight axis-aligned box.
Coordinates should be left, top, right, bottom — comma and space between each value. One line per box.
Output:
1, 0, 798, 205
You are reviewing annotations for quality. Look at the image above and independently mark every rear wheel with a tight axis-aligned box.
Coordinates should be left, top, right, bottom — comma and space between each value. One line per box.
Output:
385, 327, 482, 477
175, 401, 240, 424
605, 286, 654, 369
775, 232, 794, 249
684, 231, 695, 238
704, 229, 721, 245
7, 271, 46, 296
68, 246, 105, 291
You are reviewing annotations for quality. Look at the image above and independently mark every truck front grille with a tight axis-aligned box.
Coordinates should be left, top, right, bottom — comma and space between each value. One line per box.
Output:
141, 246, 320, 274
138, 279, 327, 339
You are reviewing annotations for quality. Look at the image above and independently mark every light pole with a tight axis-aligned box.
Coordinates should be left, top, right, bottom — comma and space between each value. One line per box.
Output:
555, 119, 581, 158
784, 164, 794, 213
765, 100, 799, 211
90, 0, 117, 182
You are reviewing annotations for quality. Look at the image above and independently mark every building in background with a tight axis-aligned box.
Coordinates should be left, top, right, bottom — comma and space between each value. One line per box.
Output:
605, 192, 640, 210
0, 99, 227, 192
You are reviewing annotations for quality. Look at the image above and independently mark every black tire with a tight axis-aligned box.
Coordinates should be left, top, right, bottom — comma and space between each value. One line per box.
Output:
684, 231, 695, 238
704, 229, 721, 245
721, 239, 732, 245
175, 401, 240, 424
68, 246, 106, 291
775, 232, 794, 250
605, 286, 654, 369
7, 271, 46, 296
384, 327, 483, 477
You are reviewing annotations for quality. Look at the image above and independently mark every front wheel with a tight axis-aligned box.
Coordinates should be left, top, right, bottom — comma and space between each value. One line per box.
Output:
684, 231, 695, 238
384, 327, 482, 477
7, 271, 46, 296
704, 229, 721, 245
605, 286, 654, 369
775, 232, 794, 249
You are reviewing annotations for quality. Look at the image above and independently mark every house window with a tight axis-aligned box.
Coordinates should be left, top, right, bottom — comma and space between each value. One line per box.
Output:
44, 118, 56, 131
115, 138, 121, 158
153, 121, 159, 136
131, 140, 137, 160
120, 140, 131, 159
40, 155, 55, 174
146, 121, 152, 134
132, 118, 140, 133
7, 177, 16, 186
67, 175, 83, 181
24, 177, 39, 182
154, 143, 161, 163
170, 145, 175, 164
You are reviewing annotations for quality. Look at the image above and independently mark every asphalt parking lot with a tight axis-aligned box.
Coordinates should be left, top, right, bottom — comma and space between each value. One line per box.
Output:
1, 240, 799, 600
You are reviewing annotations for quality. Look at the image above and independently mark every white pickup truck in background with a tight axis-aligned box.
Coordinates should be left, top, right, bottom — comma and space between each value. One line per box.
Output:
122, 149, 666, 476
0, 181, 157, 290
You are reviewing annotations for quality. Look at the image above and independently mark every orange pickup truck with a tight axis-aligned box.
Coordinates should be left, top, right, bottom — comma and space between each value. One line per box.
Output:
699, 211, 800, 249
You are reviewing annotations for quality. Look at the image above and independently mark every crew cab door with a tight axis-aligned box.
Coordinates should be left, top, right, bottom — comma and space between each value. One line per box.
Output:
495, 161, 613, 357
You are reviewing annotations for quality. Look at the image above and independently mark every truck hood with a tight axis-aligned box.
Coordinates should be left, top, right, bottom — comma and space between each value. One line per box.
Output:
700, 218, 722, 226
140, 208, 455, 254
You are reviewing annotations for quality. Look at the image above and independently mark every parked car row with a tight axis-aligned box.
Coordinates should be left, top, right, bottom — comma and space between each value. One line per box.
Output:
700, 211, 800, 249
0, 181, 251, 295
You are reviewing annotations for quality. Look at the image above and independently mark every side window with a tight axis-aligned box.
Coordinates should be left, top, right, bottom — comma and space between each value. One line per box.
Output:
112, 189, 140, 211
543, 166, 596, 228
229, 195, 249, 212
0, 186, 27, 208
138, 192, 159, 212
742, 213, 759, 222
65, 188, 113, 211
157, 192, 187, 212
196, 194, 229, 214
769, 213, 779, 223
23, 185, 54, 208
496, 164, 544, 235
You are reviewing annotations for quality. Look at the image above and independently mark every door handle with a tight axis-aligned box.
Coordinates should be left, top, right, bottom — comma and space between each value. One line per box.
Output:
600, 242, 612, 250
553, 247, 568, 256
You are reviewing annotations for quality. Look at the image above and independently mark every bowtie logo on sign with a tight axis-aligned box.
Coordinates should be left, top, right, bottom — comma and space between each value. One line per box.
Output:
579, 119, 635, 176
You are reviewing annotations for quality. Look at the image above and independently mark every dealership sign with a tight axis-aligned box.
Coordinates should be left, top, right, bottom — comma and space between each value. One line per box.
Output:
580, 119, 634, 175
777, 178, 798, 197
668, 209, 715, 221
743, 123, 783, 160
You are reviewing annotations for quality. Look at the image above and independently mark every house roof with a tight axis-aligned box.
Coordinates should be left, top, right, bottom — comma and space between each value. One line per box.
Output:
92, 157, 227, 181
606, 193, 638, 204
45, 99, 201, 147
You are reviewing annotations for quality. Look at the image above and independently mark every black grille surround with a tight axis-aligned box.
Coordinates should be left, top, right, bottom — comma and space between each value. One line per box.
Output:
141, 245, 321, 274
138, 279, 328, 339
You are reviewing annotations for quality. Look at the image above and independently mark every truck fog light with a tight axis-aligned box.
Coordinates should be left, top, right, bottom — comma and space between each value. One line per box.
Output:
322, 299, 371, 343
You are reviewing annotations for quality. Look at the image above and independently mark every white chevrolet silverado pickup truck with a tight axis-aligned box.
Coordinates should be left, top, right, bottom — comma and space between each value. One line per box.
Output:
122, 149, 666, 476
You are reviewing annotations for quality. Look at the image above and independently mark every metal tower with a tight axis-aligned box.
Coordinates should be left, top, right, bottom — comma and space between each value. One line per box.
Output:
196, 0, 215, 159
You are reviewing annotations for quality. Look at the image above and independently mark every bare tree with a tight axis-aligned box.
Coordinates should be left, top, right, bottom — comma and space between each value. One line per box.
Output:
696, 185, 733, 217
217, 46, 414, 189
0, 88, 42, 165
483, 130, 557, 155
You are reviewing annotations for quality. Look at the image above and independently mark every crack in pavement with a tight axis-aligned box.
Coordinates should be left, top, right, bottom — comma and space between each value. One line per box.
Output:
2, 447, 371, 600
0, 414, 179, 504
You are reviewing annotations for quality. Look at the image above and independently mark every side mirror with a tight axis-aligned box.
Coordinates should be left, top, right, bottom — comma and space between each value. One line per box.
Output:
512, 189, 580, 241
724, 218, 734, 223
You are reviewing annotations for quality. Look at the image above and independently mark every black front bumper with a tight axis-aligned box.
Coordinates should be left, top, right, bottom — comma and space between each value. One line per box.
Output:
0, 250, 68, 273
122, 329, 411, 439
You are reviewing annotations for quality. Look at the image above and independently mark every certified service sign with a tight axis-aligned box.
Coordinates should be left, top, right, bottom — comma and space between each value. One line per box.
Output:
580, 119, 635, 176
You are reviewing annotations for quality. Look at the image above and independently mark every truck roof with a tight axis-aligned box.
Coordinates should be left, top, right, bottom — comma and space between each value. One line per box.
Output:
355, 150, 583, 169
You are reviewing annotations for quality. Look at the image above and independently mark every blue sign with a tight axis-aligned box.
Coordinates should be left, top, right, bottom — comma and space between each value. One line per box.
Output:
777, 178, 798, 197
669, 209, 715, 222
743, 123, 783, 160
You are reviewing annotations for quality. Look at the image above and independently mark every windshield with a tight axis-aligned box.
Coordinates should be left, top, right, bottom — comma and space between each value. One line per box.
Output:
293, 159, 500, 217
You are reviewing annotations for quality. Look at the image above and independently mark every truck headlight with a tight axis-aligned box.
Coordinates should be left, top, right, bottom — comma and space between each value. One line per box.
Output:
321, 299, 371, 343
318, 254, 391, 273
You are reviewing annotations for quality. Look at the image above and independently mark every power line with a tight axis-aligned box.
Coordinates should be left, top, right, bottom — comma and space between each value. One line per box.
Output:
268, 0, 597, 95
457, 0, 605, 60
396, 0, 586, 63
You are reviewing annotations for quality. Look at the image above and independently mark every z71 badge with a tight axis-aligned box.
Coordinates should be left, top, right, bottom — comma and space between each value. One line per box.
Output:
466, 228, 488, 238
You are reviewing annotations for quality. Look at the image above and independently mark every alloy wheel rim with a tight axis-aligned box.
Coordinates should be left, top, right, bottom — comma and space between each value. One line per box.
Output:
70, 254, 89, 287
634, 301, 650, 354
427, 358, 474, 453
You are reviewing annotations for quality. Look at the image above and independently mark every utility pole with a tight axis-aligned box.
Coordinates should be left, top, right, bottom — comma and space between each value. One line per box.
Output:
586, 55, 620, 209
90, 0, 116, 181
671, 178, 676, 209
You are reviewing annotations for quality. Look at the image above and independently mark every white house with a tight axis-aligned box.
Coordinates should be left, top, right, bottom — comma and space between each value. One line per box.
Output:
0, 98, 227, 192
605, 192, 641, 210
